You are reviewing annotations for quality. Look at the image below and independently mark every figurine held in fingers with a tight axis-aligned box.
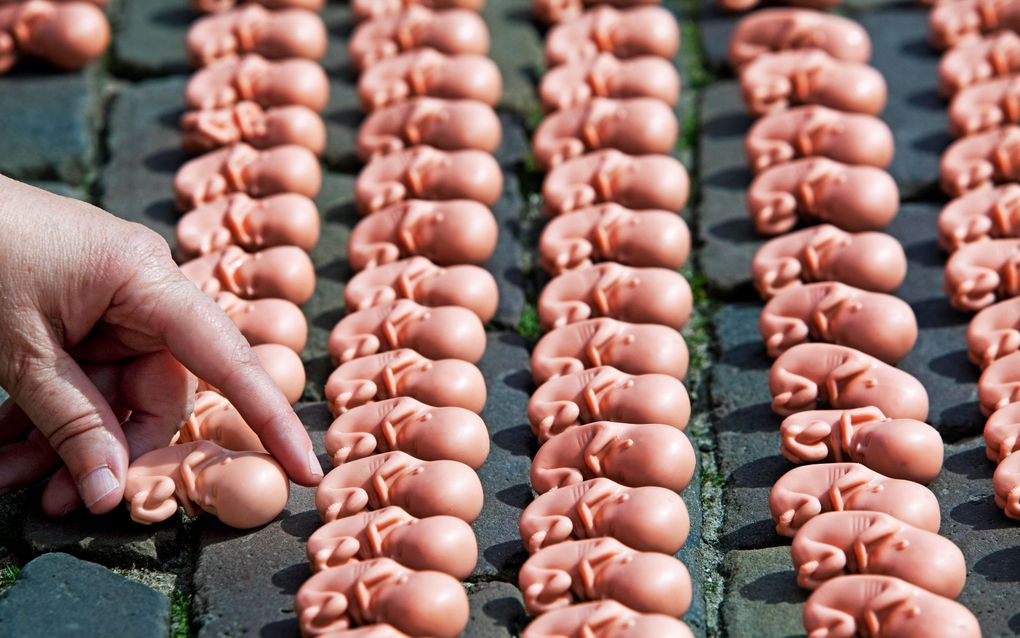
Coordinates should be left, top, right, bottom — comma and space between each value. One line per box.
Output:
324, 397, 488, 469
530, 421, 696, 494
175, 391, 266, 453
315, 450, 482, 522
779, 407, 943, 484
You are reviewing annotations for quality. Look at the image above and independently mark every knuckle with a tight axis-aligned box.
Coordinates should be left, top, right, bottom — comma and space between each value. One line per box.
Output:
46, 411, 109, 455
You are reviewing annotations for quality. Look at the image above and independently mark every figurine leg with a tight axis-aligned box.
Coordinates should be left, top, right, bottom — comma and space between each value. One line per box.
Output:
780, 419, 833, 463
1004, 486, 1020, 520
331, 333, 383, 365
984, 380, 1020, 416
521, 566, 575, 614
796, 539, 847, 589
127, 476, 181, 525
973, 328, 1020, 368
758, 257, 803, 299
542, 300, 593, 330
750, 191, 799, 236
299, 592, 351, 637
531, 399, 582, 442
760, 312, 811, 358
531, 465, 586, 494
522, 514, 576, 554
770, 368, 819, 416
950, 265, 1000, 311
532, 356, 585, 384
330, 380, 380, 416
773, 490, 822, 537
328, 432, 380, 466
804, 605, 858, 638
351, 242, 402, 272
747, 137, 795, 173
318, 487, 371, 522
311, 536, 362, 572
354, 286, 398, 311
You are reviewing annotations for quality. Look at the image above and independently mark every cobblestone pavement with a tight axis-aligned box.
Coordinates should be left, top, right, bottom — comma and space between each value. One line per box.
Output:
0, 0, 1018, 636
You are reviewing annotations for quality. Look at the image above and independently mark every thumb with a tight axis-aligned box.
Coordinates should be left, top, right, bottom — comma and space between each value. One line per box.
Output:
4, 335, 129, 514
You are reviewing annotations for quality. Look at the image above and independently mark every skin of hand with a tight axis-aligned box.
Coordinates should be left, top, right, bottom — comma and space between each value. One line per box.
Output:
0, 176, 323, 518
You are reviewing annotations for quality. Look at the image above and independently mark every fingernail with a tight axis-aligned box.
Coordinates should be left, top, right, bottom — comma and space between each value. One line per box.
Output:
308, 449, 324, 480
79, 466, 119, 508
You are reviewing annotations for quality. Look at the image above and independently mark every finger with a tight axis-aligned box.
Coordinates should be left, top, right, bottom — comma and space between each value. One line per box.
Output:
6, 338, 129, 513
144, 277, 321, 486
40, 466, 80, 518
118, 351, 196, 458
0, 399, 34, 445
0, 429, 60, 493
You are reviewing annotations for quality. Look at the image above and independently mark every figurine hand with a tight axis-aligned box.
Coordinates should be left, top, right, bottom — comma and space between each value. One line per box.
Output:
0, 177, 322, 518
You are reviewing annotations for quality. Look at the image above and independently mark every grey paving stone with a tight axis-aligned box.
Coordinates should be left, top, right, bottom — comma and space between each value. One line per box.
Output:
488, 173, 528, 330
21, 505, 182, 570
697, 81, 760, 299
111, 0, 191, 78
0, 68, 100, 185
720, 546, 804, 638
193, 402, 330, 638
465, 581, 528, 637
472, 331, 535, 581
100, 75, 187, 247
484, 0, 544, 117
320, 3, 363, 173
677, 462, 707, 637
299, 172, 358, 403
496, 111, 529, 170
26, 180, 88, 202
0, 552, 170, 637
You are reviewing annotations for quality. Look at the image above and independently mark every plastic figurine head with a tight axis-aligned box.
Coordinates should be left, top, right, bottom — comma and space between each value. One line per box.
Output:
251, 343, 305, 404
520, 601, 694, 638
390, 458, 483, 521
386, 515, 478, 578
829, 232, 909, 293
603, 267, 693, 329
176, 193, 320, 258
188, 451, 289, 528
602, 322, 689, 379
609, 209, 690, 268
612, 154, 690, 213
594, 485, 690, 554
214, 293, 308, 353
600, 373, 692, 429
402, 305, 487, 356
600, 552, 692, 617
358, 98, 501, 159
15, 1, 111, 70
238, 246, 317, 305
851, 419, 944, 484
419, 264, 500, 320
401, 200, 498, 265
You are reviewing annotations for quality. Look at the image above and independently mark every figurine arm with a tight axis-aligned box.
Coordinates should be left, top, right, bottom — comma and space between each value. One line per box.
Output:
780, 417, 834, 463
582, 426, 625, 475
824, 356, 872, 403
828, 466, 875, 511
127, 476, 181, 524
852, 516, 906, 571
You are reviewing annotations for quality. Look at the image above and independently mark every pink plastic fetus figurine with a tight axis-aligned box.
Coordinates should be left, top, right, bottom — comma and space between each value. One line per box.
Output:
347, 199, 497, 271
939, 32, 1020, 96
184, 54, 330, 112
213, 291, 308, 352
198, 342, 306, 404
343, 256, 499, 323
192, 0, 325, 14
186, 5, 326, 67
542, 150, 689, 217
355, 146, 502, 215
180, 245, 316, 305
940, 125, 1020, 196
357, 49, 501, 112
539, 53, 680, 112
180, 102, 326, 155
739, 50, 887, 116
930, 0, 1020, 50
324, 348, 486, 416
993, 449, 1020, 518
0, 0, 109, 73
538, 203, 690, 274
768, 343, 929, 420
769, 462, 941, 537
803, 575, 981, 638
949, 74, 1020, 137
745, 106, 894, 174
937, 184, 1020, 252
747, 158, 899, 236
306, 506, 477, 578
791, 511, 965, 597
985, 402, 1020, 462
175, 391, 265, 452
728, 9, 870, 71
315, 450, 483, 522
527, 366, 691, 443
324, 397, 488, 468
175, 192, 320, 259
349, 6, 489, 72
328, 300, 486, 365
521, 600, 694, 638
356, 98, 500, 160
531, 317, 688, 385
173, 143, 321, 211
313, 625, 410, 637
968, 296, 1020, 367
716, 0, 840, 14
544, 6, 679, 67
295, 558, 468, 638
779, 407, 944, 484
125, 440, 288, 529
978, 350, 1020, 415
519, 538, 691, 616
532, 98, 678, 171
351, 0, 484, 22
759, 282, 918, 363
519, 477, 688, 555
530, 421, 696, 494
532, 0, 658, 24
944, 238, 1020, 311
752, 225, 907, 301
538, 263, 693, 331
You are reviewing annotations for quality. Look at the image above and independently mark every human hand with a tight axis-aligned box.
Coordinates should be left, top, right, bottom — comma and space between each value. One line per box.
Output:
0, 176, 323, 517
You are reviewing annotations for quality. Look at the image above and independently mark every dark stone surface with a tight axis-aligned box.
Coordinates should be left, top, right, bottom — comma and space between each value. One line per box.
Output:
465, 581, 528, 637
488, 173, 528, 330
483, 0, 545, 117
26, 180, 88, 202
100, 75, 187, 247
320, 3, 362, 173
192, 402, 330, 638
0, 552, 170, 637
0, 67, 100, 185
720, 547, 804, 637
471, 332, 535, 580
111, 0, 192, 78
677, 460, 707, 637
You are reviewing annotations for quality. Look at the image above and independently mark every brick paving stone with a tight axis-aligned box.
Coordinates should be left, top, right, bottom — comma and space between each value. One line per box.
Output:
26, 180, 88, 201
0, 68, 100, 185
320, 3, 362, 173
0, 552, 170, 637
112, 0, 192, 78
193, 402, 330, 638
100, 75, 187, 247
471, 331, 535, 580
720, 546, 804, 637
488, 173, 528, 330
465, 581, 528, 637
677, 461, 707, 637
484, 0, 545, 118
